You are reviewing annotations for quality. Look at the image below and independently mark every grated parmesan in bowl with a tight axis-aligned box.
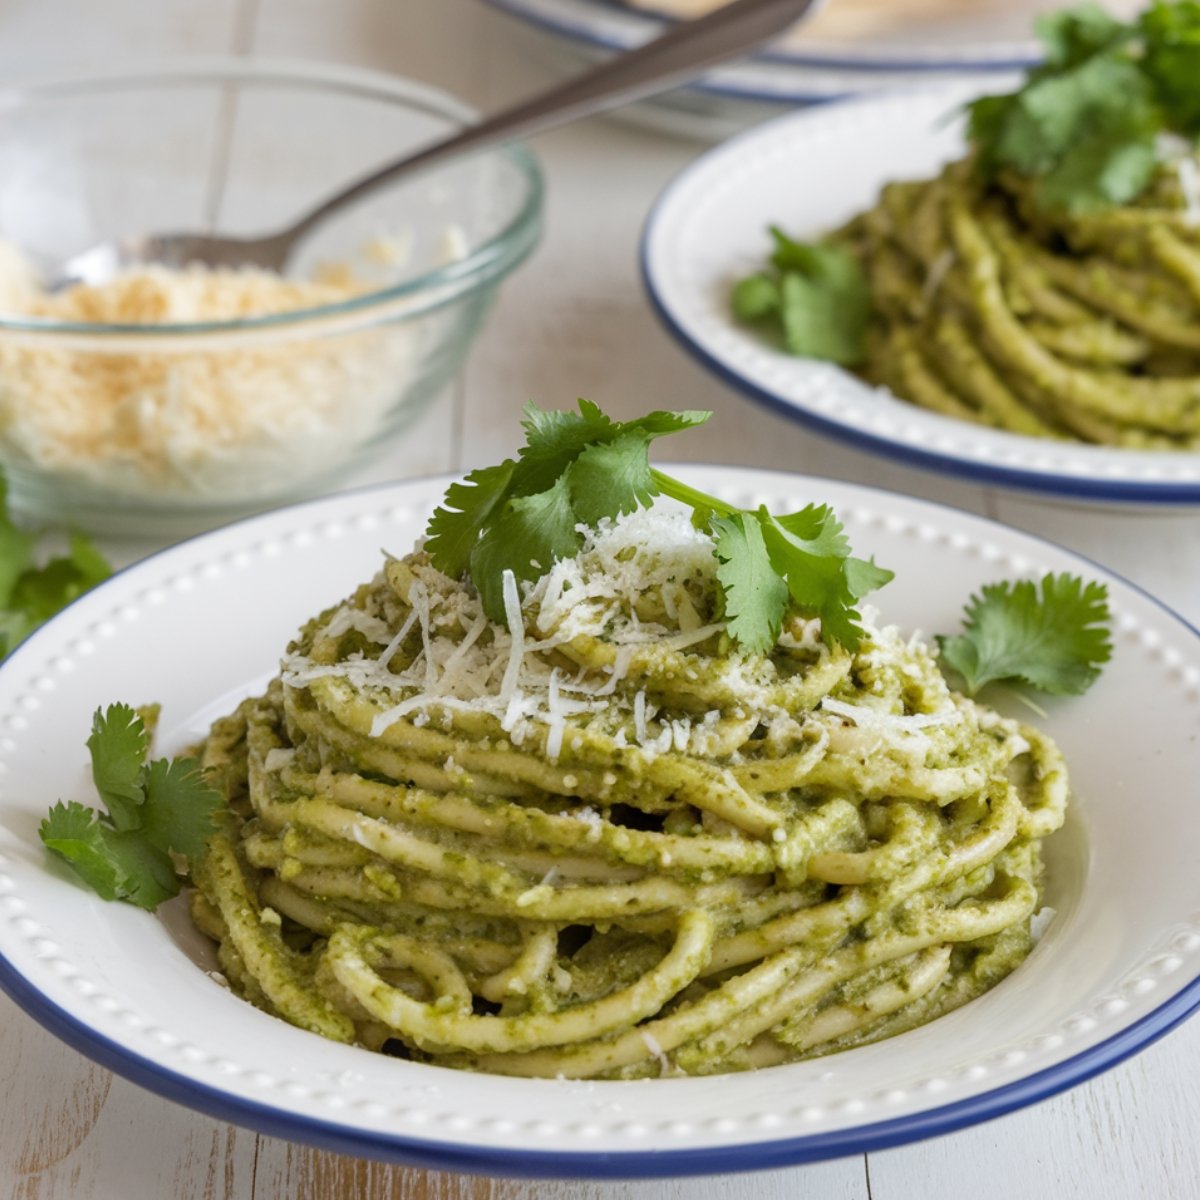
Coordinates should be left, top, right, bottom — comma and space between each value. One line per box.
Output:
0, 61, 543, 535
0, 250, 422, 505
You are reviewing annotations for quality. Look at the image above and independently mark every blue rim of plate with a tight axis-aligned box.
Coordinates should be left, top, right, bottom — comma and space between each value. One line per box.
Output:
580, 0, 1043, 73
481, 0, 857, 105
639, 120, 1200, 507
2, 475, 1200, 1175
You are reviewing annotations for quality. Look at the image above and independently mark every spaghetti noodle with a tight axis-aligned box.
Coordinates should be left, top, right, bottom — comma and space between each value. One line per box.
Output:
190, 506, 1064, 1077
840, 158, 1200, 447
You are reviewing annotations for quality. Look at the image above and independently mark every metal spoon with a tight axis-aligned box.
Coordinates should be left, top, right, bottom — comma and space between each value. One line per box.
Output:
53, 0, 815, 287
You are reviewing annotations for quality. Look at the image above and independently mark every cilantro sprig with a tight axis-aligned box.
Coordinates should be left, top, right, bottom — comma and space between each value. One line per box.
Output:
39, 704, 223, 910
0, 471, 111, 659
731, 227, 871, 367
937, 573, 1113, 697
425, 400, 892, 653
968, 1, 1200, 213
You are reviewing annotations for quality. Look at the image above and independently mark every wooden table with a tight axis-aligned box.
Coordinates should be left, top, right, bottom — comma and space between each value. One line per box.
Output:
3, 1, 1199, 1196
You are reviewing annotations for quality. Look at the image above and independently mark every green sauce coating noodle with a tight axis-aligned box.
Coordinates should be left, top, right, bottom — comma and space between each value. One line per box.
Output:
841, 158, 1200, 446
190, 509, 1063, 1077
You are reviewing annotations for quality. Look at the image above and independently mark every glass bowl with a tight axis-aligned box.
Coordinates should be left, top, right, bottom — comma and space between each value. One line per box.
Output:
0, 60, 543, 537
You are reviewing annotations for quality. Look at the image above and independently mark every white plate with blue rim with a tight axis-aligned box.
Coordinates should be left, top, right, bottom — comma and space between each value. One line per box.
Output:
0, 468, 1199, 1175
591, 0, 1144, 71
642, 86, 1200, 506
480, 0, 1024, 110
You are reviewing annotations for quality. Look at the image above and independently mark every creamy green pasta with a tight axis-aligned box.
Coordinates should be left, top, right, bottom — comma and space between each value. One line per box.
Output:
841, 157, 1200, 447
190, 507, 1064, 1077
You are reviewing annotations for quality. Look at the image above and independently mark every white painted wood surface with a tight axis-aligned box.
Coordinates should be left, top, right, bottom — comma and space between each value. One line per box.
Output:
3, 0, 1200, 1196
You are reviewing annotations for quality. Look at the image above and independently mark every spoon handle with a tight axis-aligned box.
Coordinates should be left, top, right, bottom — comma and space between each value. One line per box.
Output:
286, 0, 816, 244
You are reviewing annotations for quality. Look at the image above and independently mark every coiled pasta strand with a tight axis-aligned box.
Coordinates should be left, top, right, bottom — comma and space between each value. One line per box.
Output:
838, 156, 1200, 446
191, 514, 1066, 1077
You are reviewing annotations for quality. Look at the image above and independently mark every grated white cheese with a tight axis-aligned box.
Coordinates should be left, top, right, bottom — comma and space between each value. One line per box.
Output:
0, 244, 422, 501
263, 748, 296, 773
922, 249, 955, 301
1029, 906, 1057, 944
639, 1031, 672, 1077
287, 510, 963, 776
323, 606, 394, 645
575, 808, 604, 842
821, 697, 952, 732
1179, 155, 1200, 227
595, 646, 633, 697
500, 569, 526, 732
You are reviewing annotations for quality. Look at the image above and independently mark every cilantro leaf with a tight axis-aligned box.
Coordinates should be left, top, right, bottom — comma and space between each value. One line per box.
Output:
987, 55, 1153, 170
618, 410, 711, 439
768, 227, 828, 274
98, 832, 180, 911
1141, 0, 1200, 134
469, 475, 580, 620
0, 469, 111, 660
0, 611, 35, 659
426, 401, 712, 611
39, 705, 225, 911
424, 461, 515, 580
968, 93, 1021, 177
713, 513, 789, 654
141, 756, 225, 859
845, 555, 896, 601
966, 3, 1200, 212
39, 800, 129, 902
758, 506, 870, 649
515, 398, 619, 498
513, 403, 707, 500
66, 532, 112, 589
1037, 107, 1159, 213
0, 479, 35, 605
87, 704, 148, 831
521, 397, 616, 459
568, 433, 658, 526
731, 274, 780, 322
39, 801, 178, 911
937, 573, 1112, 696
732, 233, 871, 367
1036, 3, 1133, 69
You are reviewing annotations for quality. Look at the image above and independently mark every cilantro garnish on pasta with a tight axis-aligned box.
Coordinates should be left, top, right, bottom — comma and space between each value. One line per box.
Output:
426, 400, 892, 652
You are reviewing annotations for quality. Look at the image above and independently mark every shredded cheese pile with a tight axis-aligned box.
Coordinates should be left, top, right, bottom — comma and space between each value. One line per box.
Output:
0, 243, 417, 500
283, 508, 766, 763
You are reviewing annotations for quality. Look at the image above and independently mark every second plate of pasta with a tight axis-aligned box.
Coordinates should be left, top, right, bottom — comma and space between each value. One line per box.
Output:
642, 86, 1200, 505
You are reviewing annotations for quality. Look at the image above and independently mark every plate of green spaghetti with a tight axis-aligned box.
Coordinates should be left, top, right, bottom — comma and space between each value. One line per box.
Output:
2, 403, 1200, 1174
643, 4, 1200, 504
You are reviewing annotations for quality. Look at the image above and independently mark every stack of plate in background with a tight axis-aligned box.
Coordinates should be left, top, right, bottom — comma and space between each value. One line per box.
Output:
478, 0, 1139, 137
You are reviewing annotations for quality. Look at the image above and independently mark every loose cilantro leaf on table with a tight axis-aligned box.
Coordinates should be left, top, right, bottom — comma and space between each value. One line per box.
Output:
39, 704, 223, 910
967, 1, 1200, 213
0, 472, 111, 659
937, 573, 1112, 697
425, 400, 892, 653
731, 228, 871, 366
